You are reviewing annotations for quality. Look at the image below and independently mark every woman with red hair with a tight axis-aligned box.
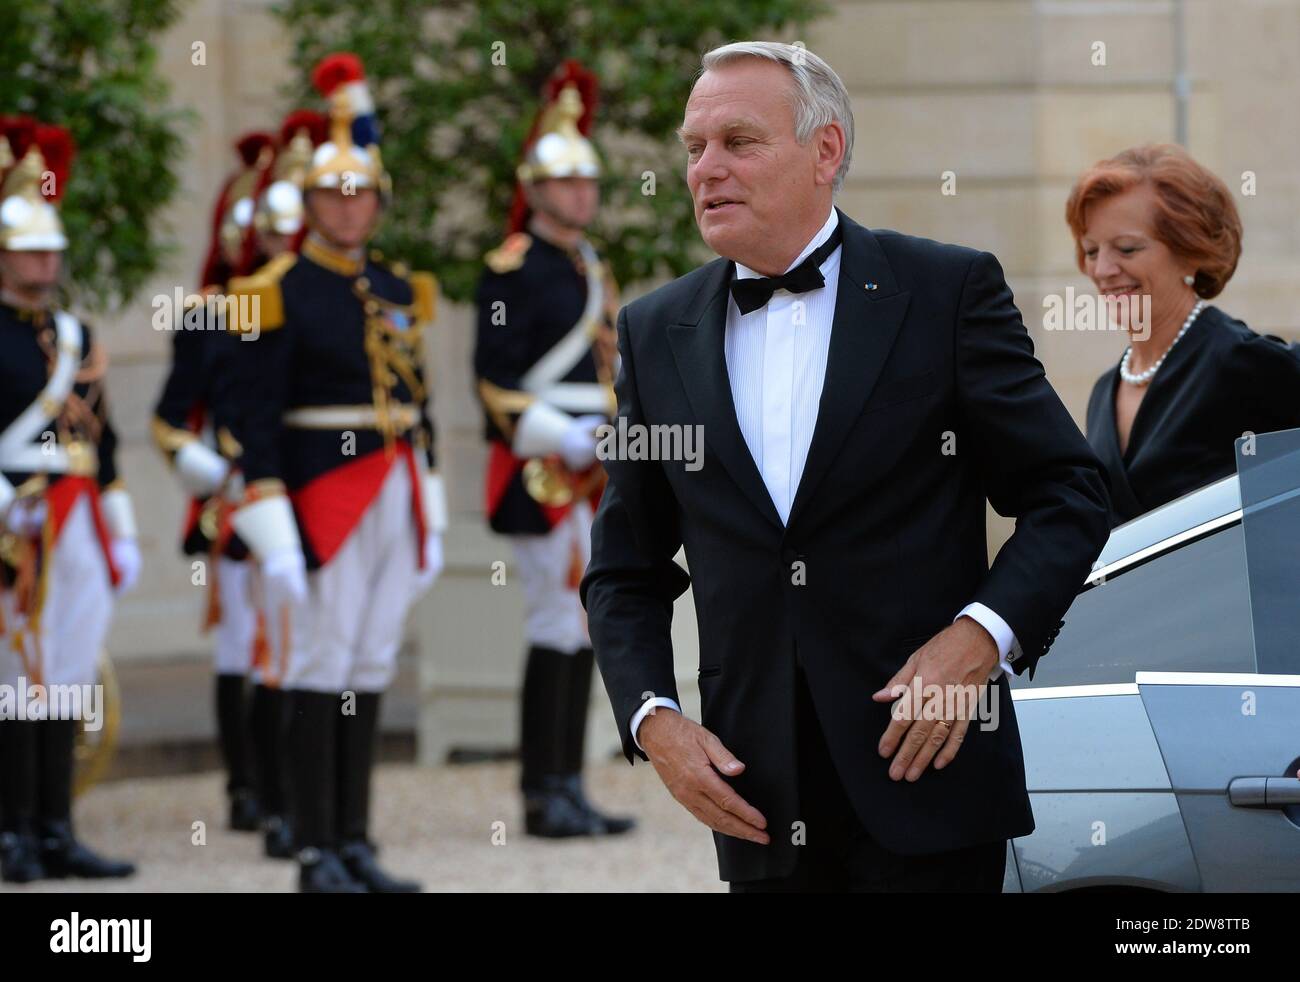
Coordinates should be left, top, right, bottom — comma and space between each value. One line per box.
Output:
1067, 143, 1300, 526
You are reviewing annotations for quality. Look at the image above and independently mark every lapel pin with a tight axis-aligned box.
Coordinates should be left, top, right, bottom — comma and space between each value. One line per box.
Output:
864, 281, 878, 291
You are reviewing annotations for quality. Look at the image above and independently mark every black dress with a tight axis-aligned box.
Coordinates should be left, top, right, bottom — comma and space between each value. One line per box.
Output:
1085, 304, 1300, 527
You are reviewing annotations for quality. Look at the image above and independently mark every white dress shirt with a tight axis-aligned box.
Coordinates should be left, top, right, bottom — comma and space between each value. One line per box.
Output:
631, 209, 1021, 749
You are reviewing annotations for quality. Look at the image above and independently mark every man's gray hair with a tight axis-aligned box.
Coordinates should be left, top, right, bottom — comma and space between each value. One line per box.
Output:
700, 41, 854, 193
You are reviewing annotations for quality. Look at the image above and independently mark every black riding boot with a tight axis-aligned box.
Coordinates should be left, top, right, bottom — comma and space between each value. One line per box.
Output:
0, 719, 45, 882
520, 645, 597, 837
36, 718, 134, 879
250, 683, 292, 858
215, 673, 259, 831
559, 647, 636, 835
336, 692, 419, 892
287, 689, 363, 893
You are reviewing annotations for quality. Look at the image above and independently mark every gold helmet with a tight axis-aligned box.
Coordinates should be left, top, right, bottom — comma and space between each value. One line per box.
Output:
0, 119, 74, 252
200, 131, 274, 285
516, 83, 601, 183
304, 52, 389, 195
505, 61, 600, 235
217, 132, 275, 262
254, 110, 325, 237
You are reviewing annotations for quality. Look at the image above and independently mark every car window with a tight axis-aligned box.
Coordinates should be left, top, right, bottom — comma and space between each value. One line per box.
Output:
1013, 524, 1255, 689
1236, 426, 1300, 676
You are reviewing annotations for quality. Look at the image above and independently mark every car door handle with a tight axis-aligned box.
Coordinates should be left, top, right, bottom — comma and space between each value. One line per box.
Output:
1227, 777, 1300, 807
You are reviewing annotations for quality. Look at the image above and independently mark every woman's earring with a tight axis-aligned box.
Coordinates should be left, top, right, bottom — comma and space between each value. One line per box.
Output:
1183, 274, 1195, 286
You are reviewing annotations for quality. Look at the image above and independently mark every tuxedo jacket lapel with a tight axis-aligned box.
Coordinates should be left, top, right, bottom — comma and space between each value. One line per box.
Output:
787, 212, 911, 528
667, 259, 784, 530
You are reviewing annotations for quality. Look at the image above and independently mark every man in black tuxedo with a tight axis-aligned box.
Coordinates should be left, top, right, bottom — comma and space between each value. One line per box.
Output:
580, 41, 1111, 891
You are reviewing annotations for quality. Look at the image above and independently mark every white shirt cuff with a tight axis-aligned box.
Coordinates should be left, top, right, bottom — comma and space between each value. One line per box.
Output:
630, 697, 682, 752
955, 602, 1021, 680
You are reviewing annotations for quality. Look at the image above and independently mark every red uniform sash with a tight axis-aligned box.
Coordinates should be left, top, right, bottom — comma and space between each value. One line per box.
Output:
289, 441, 425, 567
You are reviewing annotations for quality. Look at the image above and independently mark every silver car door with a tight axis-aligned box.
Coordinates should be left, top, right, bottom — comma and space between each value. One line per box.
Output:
1135, 429, 1300, 892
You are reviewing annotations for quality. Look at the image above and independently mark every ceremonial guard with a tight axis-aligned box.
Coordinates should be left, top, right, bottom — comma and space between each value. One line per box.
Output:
0, 117, 139, 881
150, 114, 321, 860
225, 54, 444, 892
473, 63, 635, 838
151, 130, 276, 843
236, 110, 327, 859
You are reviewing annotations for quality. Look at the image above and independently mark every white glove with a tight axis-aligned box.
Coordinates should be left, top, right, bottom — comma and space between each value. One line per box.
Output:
175, 441, 231, 498
559, 414, 605, 471
262, 547, 308, 609
4, 498, 47, 538
110, 538, 142, 595
412, 532, 444, 596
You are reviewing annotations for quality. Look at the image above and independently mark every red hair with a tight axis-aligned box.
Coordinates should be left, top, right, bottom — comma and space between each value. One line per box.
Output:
1065, 143, 1242, 298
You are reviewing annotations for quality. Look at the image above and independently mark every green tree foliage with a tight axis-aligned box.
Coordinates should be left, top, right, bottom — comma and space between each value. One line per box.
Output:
0, 0, 191, 310
275, 0, 826, 301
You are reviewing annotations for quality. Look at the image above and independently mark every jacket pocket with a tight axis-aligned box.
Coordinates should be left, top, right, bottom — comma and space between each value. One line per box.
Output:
697, 664, 722, 678
865, 371, 939, 412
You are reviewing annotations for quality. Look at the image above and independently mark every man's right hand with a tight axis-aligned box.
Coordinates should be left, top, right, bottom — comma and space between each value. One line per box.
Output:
638, 709, 770, 845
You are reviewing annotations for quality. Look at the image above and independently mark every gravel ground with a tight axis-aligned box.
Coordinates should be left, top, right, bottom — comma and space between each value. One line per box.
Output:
1, 761, 725, 893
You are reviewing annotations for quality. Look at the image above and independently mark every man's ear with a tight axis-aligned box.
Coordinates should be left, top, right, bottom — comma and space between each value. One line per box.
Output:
815, 121, 846, 188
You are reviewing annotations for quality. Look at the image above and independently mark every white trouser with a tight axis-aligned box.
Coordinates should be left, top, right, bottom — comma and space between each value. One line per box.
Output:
212, 556, 258, 676
509, 499, 593, 656
282, 458, 419, 693
0, 495, 113, 715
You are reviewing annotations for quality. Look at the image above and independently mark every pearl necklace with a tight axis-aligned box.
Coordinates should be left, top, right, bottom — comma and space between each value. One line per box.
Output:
1119, 299, 1206, 386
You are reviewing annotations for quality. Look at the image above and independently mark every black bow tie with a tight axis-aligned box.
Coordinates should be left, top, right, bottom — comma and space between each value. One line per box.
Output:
729, 224, 843, 315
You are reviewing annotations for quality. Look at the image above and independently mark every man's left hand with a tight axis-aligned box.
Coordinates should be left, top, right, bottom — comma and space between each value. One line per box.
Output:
871, 617, 999, 782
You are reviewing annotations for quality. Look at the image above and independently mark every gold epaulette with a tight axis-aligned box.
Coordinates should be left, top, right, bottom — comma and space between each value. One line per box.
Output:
484, 233, 532, 274
225, 253, 297, 334
409, 271, 438, 323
